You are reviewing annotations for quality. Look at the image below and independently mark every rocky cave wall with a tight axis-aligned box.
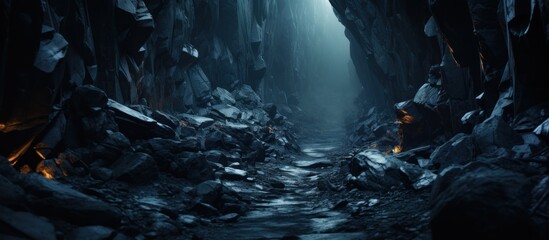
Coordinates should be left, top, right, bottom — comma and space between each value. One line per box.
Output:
0, 0, 323, 132
333, 0, 549, 148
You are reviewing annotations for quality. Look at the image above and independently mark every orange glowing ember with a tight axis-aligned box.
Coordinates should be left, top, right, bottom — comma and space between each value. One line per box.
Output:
36, 160, 62, 180
40, 169, 55, 179
398, 110, 414, 124
392, 145, 402, 153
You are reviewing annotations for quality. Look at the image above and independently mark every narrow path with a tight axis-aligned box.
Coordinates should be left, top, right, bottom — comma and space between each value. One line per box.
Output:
202, 127, 367, 240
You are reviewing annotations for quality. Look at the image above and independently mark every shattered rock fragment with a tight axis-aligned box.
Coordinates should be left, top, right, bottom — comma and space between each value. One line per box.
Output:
107, 99, 175, 139
430, 133, 475, 169
0, 206, 56, 240
473, 116, 523, 150
170, 152, 214, 183
221, 167, 248, 181
19, 174, 121, 226
111, 152, 158, 184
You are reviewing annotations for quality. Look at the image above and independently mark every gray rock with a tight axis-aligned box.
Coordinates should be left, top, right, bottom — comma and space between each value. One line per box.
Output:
473, 116, 523, 149
178, 113, 215, 128
178, 215, 199, 227
233, 84, 261, 107
19, 174, 121, 226
180, 137, 201, 151
152, 110, 180, 129
93, 131, 131, 161
195, 180, 222, 204
111, 152, 158, 184
430, 133, 475, 169
398, 163, 437, 190
350, 149, 397, 177
221, 167, 248, 181
349, 149, 435, 190
0, 156, 19, 179
431, 167, 533, 240
413, 83, 443, 109
187, 64, 212, 106
177, 125, 197, 138
192, 202, 219, 217
66, 226, 114, 240
212, 104, 242, 120
90, 167, 113, 181
69, 85, 108, 116
0, 206, 56, 240
0, 175, 25, 206
34, 31, 68, 73
204, 150, 228, 166
205, 130, 241, 150
263, 103, 278, 119
107, 99, 175, 139
218, 213, 239, 223
534, 118, 549, 139
212, 87, 236, 105
171, 152, 214, 183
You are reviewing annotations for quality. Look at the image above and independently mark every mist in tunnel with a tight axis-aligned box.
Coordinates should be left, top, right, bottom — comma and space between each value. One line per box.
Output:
292, 0, 361, 128
242, 0, 363, 129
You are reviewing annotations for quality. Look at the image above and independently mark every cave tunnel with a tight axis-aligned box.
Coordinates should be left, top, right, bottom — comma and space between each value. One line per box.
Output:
1, 0, 549, 239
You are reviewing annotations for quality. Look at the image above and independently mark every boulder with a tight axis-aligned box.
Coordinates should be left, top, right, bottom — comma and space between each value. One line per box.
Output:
170, 152, 214, 183
204, 150, 229, 166
177, 125, 197, 138
192, 202, 219, 217
413, 83, 444, 109
107, 99, 175, 139
19, 174, 121, 226
0, 206, 56, 240
473, 116, 523, 149
93, 131, 130, 162
431, 167, 534, 240
398, 163, 437, 190
430, 133, 475, 169
111, 152, 158, 184
145, 137, 201, 169
187, 64, 212, 106
205, 130, 241, 150
349, 149, 436, 190
152, 110, 180, 129
0, 175, 25, 206
221, 167, 248, 181
212, 87, 236, 105
178, 113, 215, 128
212, 104, 242, 120
195, 180, 223, 204
233, 84, 261, 107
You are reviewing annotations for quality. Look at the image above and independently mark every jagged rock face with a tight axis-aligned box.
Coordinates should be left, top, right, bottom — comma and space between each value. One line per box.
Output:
330, 0, 435, 108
